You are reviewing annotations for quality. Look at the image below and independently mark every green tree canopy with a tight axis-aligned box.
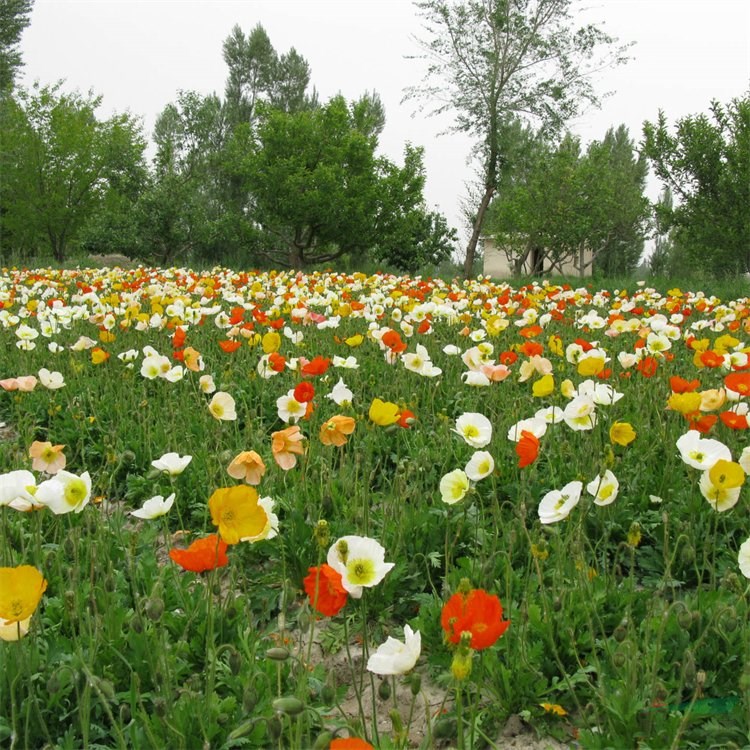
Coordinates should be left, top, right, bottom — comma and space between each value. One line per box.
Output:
642, 95, 750, 275
0, 83, 147, 261
406, 0, 629, 277
0, 0, 33, 94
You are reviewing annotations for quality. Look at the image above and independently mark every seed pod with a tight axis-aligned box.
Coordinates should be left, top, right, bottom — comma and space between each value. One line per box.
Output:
242, 687, 257, 713
228, 648, 242, 675
272, 696, 305, 716
266, 647, 290, 662
410, 673, 421, 696
378, 680, 391, 701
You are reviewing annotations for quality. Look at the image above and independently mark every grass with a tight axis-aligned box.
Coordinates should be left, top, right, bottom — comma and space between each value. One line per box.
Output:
0, 266, 749, 749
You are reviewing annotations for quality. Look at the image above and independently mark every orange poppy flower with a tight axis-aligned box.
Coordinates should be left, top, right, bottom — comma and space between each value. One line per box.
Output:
381, 329, 407, 353
685, 412, 718, 434
398, 409, 416, 429
301, 356, 331, 376
699, 350, 725, 368
172, 326, 186, 348
720, 411, 749, 430
219, 340, 242, 353
228, 307, 245, 325
519, 325, 543, 339
636, 356, 658, 378
417, 319, 431, 334
303, 564, 348, 617
294, 381, 315, 403
268, 352, 287, 372
724, 372, 750, 397
499, 351, 518, 366
271, 425, 306, 470
268, 318, 285, 330
520, 341, 543, 357
670, 376, 700, 393
515, 430, 539, 468
169, 535, 229, 573
227, 450, 266, 485
441, 588, 510, 651
329, 739, 374, 750
183, 347, 203, 372
319, 415, 356, 446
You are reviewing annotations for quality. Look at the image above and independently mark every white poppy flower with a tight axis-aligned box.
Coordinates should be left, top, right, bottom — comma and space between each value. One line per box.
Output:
38, 368, 65, 389
36, 471, 92, 514
453, 412, 492, 448
131, 493, 175, 519
367, 624, 421, 675
151, 452, 192, 476
676, 431, 731, 471
586, 470, 619, 506
465, 451, 494, 482
327, 535, 394, 599
440, 469, 470, 504
538, 481, 582, 524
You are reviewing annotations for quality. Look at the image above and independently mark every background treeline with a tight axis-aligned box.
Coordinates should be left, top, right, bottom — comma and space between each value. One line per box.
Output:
0, 0, 747, 277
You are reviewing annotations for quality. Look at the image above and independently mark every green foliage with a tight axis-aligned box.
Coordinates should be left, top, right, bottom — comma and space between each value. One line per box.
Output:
0, 0, 32, 93
642, 94, 750, 276
406, 0, 630, 276
0, 83, 147, 262
487, 124, 649, 276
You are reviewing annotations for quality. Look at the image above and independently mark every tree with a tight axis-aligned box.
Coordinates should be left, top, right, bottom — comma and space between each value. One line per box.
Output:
486, 124, 648, 275
229, 95, 454, 269
0, 0, 33, 94
0, 83, 146, 260
406, 0, 629, 277
642, 95, 750, 275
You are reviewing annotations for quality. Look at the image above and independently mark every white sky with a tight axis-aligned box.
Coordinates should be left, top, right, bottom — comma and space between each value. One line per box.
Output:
18, 0, 750, 246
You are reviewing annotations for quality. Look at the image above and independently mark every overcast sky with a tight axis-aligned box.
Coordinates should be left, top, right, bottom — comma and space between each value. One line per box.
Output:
18, 0, 750, 244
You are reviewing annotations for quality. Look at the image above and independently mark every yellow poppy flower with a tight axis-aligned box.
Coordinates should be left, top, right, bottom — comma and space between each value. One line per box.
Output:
609, 422, 636, 447
209, 486, 269, 545
0, 566, 47, 624
368, 398, 400, 426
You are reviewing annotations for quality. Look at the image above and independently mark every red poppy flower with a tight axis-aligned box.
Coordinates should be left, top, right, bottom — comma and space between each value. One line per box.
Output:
670, 376, 700, 393
294, 381, 315, 403
515, 430, 539, 468
219, 340, 242, 353
417, 319, 431, 334
519, 325, 543, 339
301, 356, 331, 376
720, 410, 749, 430
441, 589, 510, 650
637, 356, 658, 378
303, 564, 347, 617
725, 373, 750, 397
169, 534, 229, 573
228, 307, 245, 325
499, 351, 518, 366
381, 329, 407, 354
685, 412, 718, 434
268, 318, 285, 330
330, 738, 374, 750
574, 337, 594, 352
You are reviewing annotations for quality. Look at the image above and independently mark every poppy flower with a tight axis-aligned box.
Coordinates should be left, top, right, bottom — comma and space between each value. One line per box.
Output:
516, 430, 540, 467
329, 738, 374, 750
208, 391, 237, 421
227, 450, 266, 485
219, 340, 242, 353
398, 409, 416, 428
699, 350, 725, 368
320, 415, 356, 446
209, 486, 270, 545
293, 381, 315, 403
685, 412, 718, 434
327, 535, 395, 598
172, 327, 187, 348
440, 588, 510, 650
720, 410, 749, 430
271, 425, 306, 470
28, 441, 66, 474
609, 421, 636, 447
268, 352, 287, 372
520, 341, 544, 357
499, 351, 518, 366
0, 565, 47, 624
636, 356, 658, 378
381, 329, 407, 353
368, 398, 401, 427
303, 564, 348, 617
670, 376, 700, 393
169, 534, 229, 572
301, 356, 331, 376
262, 331, 281, 353
366, 624, 421, 675
725, 372, 750, 397
453, 412, 492, 448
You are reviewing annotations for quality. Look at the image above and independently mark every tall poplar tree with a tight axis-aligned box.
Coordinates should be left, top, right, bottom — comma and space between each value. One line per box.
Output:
405, 0, 629, 276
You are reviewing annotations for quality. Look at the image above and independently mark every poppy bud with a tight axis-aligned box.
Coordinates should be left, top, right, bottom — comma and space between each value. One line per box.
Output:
154, 697, 167, 717
378, 680, 391, 701
410, 673, 421, 696
613, 622, 628, 642
242, 687, 257, 713
312, 731, 334, 750
390, 708, 404, 734
130, 616, 143, 634
119, 704, 131, 724
121, 450, 136, 465
145, 597, 164, 622
612, 651, 627, 668
321, 683, 336, 705
451, 649, 473, 681
266, 647, 290, 662
47, 672, 61, 694
680, 544, 695, 564
228, 648, 242, 675
272, 696, 305, 716
266, 716, 282, 740
722, 608, 738, 632
228, 720, 256, 740
677, 609, 692, 630
433, 717, 456, 739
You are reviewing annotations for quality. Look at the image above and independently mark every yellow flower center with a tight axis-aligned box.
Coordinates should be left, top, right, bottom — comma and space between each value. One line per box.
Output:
346, 558, 376, 586
463, 425, 479, 438
64, 478, 87, 507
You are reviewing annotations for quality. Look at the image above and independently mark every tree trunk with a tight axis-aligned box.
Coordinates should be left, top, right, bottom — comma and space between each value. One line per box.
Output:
464, 183, 495, 278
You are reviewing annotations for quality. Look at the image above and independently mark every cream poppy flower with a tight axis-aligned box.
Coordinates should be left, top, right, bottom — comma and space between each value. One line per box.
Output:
507, 417, 547, 442
586, 470, 619, 506
738, 537, 750, 578
676, 431, 731, 471
35, 470, 92, 514
276, 391, 306, 424
538, 481, 582, 524
0, 470, 39, 511
465, 451, 494, 482
29, 441, 66, 474
151, 452, 192, 476
366, 624, 421, 675
326, 378, 353, 406
38, 368, 65, 389
199, 374, 216, 394
453, 412, 492, 448
209, 391, 237, 421
699, 459, 745, 512
440, 469, 470, 504
131, 493, 175, 519
563, 396, 597, 431
327, 535, 394, 598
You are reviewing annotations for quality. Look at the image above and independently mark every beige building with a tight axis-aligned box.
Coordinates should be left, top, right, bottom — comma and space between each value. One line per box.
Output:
482, 236, 593, 279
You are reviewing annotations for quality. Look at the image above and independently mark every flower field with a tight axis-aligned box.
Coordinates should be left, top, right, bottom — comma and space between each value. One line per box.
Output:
1, 266, 749, 749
